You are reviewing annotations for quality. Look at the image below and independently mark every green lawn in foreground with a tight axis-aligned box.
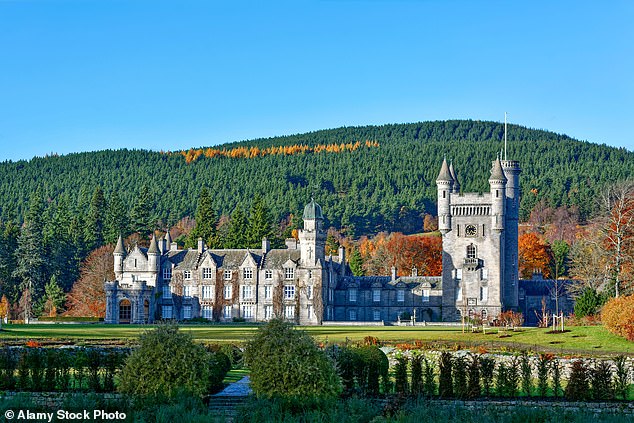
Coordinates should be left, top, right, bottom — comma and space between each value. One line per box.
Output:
1, 323, 632, 355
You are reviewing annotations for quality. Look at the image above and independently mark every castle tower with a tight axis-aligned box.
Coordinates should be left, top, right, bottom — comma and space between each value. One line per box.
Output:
436, 158, 454, 234
501, 159, 521, 309
114, 234, 125, 280
449, 162, 460, 194
298, 198, 326, 266
147, 234, 160, 273
489, 157, 507, 232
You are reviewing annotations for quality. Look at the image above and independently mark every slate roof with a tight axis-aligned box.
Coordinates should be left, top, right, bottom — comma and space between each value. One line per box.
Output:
489, 157, 507, 182
436, 158, 453, 182
261, 249, 301, 268
518, 279, 575, 296
339, 275, 442, 290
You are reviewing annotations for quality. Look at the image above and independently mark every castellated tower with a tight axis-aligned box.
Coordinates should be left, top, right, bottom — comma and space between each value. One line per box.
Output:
438, 156, 520, 322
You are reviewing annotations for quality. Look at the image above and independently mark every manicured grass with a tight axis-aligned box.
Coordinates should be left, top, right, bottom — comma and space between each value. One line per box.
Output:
1, 324, 632, 355
223, 368, 250, 384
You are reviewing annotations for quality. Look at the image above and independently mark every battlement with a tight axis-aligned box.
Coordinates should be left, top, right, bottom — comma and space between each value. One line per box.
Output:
501, 160, 521, 171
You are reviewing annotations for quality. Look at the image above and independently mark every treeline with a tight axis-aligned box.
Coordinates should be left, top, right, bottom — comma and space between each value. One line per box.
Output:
1, 120, 633, 236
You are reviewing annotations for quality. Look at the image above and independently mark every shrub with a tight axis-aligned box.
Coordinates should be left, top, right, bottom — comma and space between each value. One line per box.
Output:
438, 351, 453, 398
479, 356, 495, 397
453, 355, 468, 399
0, 347, 16, 390
601, 294, 634, 341
564, 360, 590, 401
422, 356, 436, 396
574, 288, 607, 318
590, 360, 614, 400
119, 323, 228, 398
551, 358, 562, 398
410, 355, 423, 396
244, 319, 341, 399
536, 353, 552, 397
613, 355, 630, 400
466, 353, 481, 399
393, 355, 409, 395
519, 351, 532, 397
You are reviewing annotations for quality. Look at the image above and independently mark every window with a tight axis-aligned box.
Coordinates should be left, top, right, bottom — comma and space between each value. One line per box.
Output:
308, 269, 313, 279
243, 268, 253, 279
349, 288, 357, 302
284, 285, 295, 300
264, 305, 273, 319
373, 310, 381, 321
183, 285, 192, 298
162, 305, 173, 319
456, 283, 463, 301
163, 267, 172, 280
328, 288, 333, 302
264, 285, 272, 300
422, 289, 430, 302
162, 284, 171, 298
307, 304, 313, 318
241, 285, 253, 300
223, 305, 232, 318
481, 268, 488, 279
202, 306, 213, 319
306, 286, 313, 300
480, 286, 488, 301
456, 269, 463, 280
284, 267, 294, 280
202, 267, 213, 279
284, 305, 295, 319
264, 269, 273, 280
183, 305, 192, 319
223, 270, 232, 280
349, 309, 357, 321
184, 270, 192, 280
373, 289, 381, 302
397, 290, 405, 302
223, 284, 232, 300
202, 285, 213, 299
241, 305, 254, 318
481, 309, 488, 320
466, 244, 476, 259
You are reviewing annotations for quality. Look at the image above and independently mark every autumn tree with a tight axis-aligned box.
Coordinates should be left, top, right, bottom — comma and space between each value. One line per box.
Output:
64, 245, 114, 318
599, 180, 634, 296
518, 232, 552, 279
569, 226, 611, 297
423, 214, 438, 232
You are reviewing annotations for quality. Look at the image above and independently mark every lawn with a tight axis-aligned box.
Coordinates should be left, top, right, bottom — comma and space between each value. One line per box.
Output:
1, 323, 632, 355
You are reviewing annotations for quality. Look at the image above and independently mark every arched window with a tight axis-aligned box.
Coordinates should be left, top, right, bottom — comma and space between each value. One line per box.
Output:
119, 299, 131, 324
481, 309, 488, 321
466, 244, 476, 259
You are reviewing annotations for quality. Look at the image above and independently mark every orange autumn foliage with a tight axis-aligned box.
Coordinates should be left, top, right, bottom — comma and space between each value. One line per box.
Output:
518, 232, 552, 278
601, 295, 634, 341
178, 140, 380, 163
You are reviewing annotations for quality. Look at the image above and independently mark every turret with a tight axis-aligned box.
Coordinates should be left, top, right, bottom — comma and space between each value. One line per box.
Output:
298, 198, 326, 266
501, 160, 521, 220
489, 157, 507, 231
114, 234, 125, 279
436, 158, 453, 234
148, 234, 160, 272
449, 162, 460, 193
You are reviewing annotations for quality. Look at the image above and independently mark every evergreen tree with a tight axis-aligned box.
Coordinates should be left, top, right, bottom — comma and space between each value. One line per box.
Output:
84, 186, 106, 250
104, 191, 128, 245
0, 221, 20, 303
40, 275, 66, 317
349, 248, 364, 276
224, 205, 248, 248
13, 190, 50, 311
187, 188, 218, 248
129, 185, 153, 239
247, 196, 273, 248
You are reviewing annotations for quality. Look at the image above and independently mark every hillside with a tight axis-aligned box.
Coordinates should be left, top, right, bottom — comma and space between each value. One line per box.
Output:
1, 120, 632, 235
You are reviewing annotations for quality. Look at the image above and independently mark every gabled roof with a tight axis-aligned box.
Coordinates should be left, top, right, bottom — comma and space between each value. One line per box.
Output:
261, 249, 301, 269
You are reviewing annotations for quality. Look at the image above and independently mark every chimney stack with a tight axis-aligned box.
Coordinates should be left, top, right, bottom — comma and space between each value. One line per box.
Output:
391, 266, 397, 281
197, 238, 204, 254
262, 237, 270, 254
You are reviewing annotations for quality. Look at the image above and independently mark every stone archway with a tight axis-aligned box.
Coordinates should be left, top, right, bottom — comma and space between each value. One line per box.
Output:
119, 299, 132, 324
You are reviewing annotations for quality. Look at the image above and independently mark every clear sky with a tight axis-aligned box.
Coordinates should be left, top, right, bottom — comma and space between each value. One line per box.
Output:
1, 0, 632, 161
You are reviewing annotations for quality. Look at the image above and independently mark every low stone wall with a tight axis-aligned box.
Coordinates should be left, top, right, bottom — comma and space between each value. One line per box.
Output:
322, 321, 385, 326
0, 392, 125, 409
425, 399, 634, 415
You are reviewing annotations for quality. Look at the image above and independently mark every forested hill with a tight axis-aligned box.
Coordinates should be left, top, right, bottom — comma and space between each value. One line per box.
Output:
1, 120, 632, 235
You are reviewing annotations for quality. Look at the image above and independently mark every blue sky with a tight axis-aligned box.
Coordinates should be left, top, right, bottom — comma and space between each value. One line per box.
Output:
1, 0, 632, 161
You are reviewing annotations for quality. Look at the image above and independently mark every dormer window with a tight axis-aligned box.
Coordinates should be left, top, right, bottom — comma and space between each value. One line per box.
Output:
397, 290, 405, 302
243, 268, 253, 279
285, 268, 295, 280
184, 270, 192, 280
203, 268, 213, 279
163, 267, 172, 280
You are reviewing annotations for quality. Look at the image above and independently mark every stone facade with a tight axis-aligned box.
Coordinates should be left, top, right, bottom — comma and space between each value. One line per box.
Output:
105, 155, 569, 324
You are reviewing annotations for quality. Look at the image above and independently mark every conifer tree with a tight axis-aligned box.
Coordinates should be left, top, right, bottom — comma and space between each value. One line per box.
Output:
84, 186, 106, 250
0, 221, 20, 303
349, 248, 364, 276
247, 196, 273, 248
187, 188, 217, 248
105, 191, 128, 245
225, 205, 248, 248
41, 275, 65, 317
129, 185, 153, 240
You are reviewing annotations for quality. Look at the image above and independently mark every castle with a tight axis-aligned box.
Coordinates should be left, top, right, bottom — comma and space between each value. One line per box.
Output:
104, 156, 523, 324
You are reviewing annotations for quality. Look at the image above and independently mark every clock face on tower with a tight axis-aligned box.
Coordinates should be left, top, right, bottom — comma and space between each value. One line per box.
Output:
465, 224, 477, 237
